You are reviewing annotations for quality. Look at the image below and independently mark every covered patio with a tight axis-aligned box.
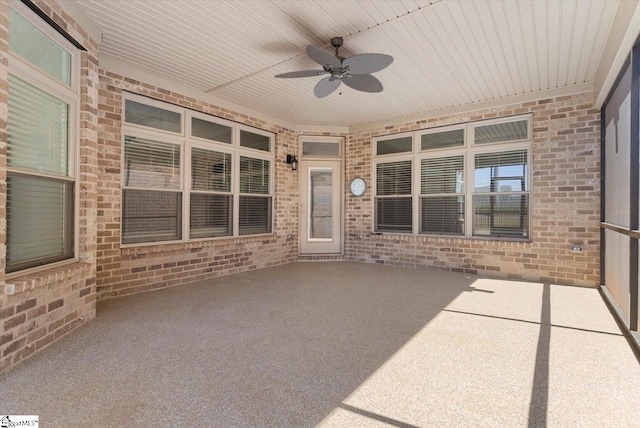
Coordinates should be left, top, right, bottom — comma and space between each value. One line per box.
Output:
1, 262, 638, 427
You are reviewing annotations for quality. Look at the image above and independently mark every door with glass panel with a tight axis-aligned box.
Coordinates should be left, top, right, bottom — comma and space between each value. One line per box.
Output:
299, 136, 343, 254
299, 156, 343, 255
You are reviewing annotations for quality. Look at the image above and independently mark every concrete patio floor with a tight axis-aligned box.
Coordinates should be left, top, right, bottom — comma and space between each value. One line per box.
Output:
1, 262, 639, 427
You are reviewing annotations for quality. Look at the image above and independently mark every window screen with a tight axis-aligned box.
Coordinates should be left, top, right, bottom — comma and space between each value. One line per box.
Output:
122, 190, 182, 244
6, 176, 73, 272
190, 194, 232, 238
239, 196, 271, 235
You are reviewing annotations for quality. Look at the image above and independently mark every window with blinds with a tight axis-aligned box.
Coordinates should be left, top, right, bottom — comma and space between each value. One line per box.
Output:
373, 115, 531, 240
375, 160, 412, 232
190, 148, 232, 238
239, 157, 271, 234
473, 149, 529, 238
421, 156, 464, 235
122, 94, 274, 244
122, 135, 181, 244
7, 5, 78, 273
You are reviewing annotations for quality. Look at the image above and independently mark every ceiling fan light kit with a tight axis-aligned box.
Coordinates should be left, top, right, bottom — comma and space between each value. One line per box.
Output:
275, 37, 393, 98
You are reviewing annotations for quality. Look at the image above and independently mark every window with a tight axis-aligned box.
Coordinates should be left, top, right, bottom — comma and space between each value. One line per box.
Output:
373, 116, 531, 240
122, 136, 182, 244
421, 156, 464, 235
190, 148, 232, 238
6, 4, 79, 272
121, 95, 274, 244
375, 160, 412, 232
473, 150, 528, 238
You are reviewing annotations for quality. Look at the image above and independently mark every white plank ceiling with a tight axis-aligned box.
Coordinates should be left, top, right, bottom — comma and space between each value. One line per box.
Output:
74, 0, 620, 128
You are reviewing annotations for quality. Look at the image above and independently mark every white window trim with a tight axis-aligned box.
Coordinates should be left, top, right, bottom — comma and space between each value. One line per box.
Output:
6, 1, 81, 277
373, 114, 533, 240
121, 93, 275, 247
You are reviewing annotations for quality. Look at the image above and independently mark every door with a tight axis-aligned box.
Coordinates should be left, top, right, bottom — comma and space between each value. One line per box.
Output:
300, 160, 343, 254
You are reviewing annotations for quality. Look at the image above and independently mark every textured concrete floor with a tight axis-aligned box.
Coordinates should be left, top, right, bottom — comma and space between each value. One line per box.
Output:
1, 262, 639, 427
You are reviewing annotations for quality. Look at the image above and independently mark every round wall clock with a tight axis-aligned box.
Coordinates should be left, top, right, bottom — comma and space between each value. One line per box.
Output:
350, 177, 367, 196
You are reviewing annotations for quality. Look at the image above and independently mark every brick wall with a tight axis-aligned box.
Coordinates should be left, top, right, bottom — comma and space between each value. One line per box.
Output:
0, 0, 99, 373
95, 71, 299, 299
345, 92, 600, 286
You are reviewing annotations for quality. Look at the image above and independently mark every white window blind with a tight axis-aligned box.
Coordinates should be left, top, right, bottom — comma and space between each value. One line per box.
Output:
8, 75, 69, 175
122, 135, 182, 244
240, 157, 270, 194
123, 136, 180, 189
190, 148, 232, 238
421, 156, 464, 235
375, 160, 412, 232
473, 149, 529, 238
239, 156, 271, 234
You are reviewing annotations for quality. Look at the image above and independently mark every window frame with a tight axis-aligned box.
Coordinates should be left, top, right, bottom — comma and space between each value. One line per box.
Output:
372, 114, 533, 241
121, 93, 275, 247
6, 1, 80, 276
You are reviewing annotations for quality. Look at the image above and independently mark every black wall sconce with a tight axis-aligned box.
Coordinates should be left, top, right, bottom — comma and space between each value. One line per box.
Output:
286, 154, 298, 171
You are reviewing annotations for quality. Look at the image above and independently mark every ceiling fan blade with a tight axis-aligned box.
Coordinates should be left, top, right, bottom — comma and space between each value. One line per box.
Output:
343, 53, 394, 75
314, 77, 341, 98
275, 70, 325, 78
343, 74, 383, 93
306, 45, 341, 68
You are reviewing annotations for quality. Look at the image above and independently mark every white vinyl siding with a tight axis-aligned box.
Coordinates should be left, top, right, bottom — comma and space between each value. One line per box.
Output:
6, 3, 79, 273
121, 94, 274, 245
373, 115, 531, 240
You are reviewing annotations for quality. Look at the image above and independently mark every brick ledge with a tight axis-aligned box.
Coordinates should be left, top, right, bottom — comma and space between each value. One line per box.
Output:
4, 262, 93, 296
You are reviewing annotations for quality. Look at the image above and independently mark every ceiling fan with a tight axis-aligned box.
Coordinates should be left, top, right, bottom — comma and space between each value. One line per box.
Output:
275, 37, 394, 98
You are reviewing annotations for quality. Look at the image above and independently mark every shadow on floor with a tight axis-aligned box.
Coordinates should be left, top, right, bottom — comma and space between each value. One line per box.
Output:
0, 262, 480, 427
